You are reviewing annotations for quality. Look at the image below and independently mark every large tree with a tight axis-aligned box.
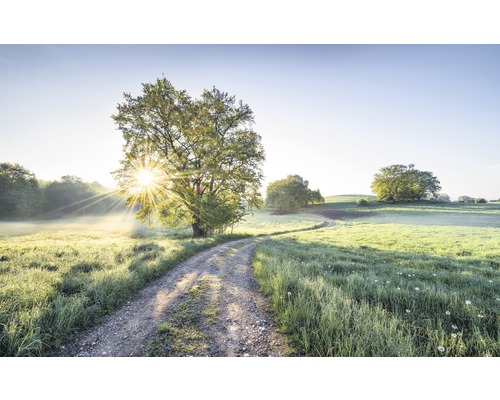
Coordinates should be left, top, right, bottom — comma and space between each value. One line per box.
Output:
266, 174, 324, 210
112, 77, 265, 238
371, 164, 441, 202
0, 162, 43, 219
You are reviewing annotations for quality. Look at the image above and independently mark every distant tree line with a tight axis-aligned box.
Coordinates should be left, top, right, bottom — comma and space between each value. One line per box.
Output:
0, 162, 125, 220
265, 174, 324, 210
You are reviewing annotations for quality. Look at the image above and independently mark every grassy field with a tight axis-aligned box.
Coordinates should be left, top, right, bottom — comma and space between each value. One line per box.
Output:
253, 197, 500, 356
0, 210, 323, 356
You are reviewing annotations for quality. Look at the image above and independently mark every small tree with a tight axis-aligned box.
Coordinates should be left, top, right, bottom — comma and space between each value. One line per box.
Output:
475, 198, 487, 203
266, 175, 323, 210
437, 193, 451, 202
371, 164, 441, 202
458, 195, 475, 203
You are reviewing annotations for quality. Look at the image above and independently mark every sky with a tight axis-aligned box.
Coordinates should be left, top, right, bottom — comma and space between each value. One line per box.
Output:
1, 44, 500, 201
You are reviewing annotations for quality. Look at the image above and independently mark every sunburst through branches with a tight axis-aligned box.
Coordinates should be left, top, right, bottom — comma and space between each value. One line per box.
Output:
121, 157, 167, 224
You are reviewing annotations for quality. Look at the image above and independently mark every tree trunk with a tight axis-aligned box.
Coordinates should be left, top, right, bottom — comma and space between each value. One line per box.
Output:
191, 220, 206, 238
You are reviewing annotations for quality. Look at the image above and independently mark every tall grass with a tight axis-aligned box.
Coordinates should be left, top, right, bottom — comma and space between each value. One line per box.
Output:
0, 209, 323, 357
0, 228, 247, 356
253, 221, 500, 356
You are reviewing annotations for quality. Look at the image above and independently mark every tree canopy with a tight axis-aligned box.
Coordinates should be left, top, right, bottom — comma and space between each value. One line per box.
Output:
0, 162, 43, 218
265, 174, 324, 210
371, 164, 441, 202
112, 77, 265, 237
0, 162, 124, 220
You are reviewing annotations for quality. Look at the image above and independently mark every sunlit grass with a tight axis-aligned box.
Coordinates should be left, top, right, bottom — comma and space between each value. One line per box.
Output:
0, 207, 326, 356
232, 209, 326, 235
253, 216, 500, 356
0, 226, 246, 356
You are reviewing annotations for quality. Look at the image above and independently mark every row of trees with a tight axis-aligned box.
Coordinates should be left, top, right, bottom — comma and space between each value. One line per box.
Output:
0, 162, 123, 220
265, 174, 324, 210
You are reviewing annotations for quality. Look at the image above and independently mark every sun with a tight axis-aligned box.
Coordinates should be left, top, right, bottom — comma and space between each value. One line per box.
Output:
135, 169, 155, 187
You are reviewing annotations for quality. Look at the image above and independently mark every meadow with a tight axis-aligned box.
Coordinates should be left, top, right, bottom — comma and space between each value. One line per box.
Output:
0, 210, 322, 356
253, 197, 500, 356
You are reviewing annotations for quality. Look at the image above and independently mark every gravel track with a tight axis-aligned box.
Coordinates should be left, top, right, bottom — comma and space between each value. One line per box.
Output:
55, 236, 290, 357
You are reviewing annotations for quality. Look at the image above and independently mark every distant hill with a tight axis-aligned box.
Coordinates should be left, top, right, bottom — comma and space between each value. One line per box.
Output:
323, 194, 376, 203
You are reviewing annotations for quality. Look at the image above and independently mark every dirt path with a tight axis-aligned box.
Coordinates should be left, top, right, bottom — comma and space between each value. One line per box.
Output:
55, 218, 334, 357
54, 237, 288, 357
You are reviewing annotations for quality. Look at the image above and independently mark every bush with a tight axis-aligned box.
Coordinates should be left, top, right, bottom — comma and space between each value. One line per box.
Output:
475, 198, 487, 203
458, 195, 475, 203
356, 198, 369, 206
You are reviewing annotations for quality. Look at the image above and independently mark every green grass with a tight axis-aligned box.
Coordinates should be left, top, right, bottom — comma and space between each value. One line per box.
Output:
253, 201, 500, 357
0, 224, 247, 356
232, 209, 326, 235
0, 208, 325, 357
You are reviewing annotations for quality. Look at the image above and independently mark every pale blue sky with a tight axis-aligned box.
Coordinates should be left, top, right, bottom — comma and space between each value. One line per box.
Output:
1, 44, 500, 200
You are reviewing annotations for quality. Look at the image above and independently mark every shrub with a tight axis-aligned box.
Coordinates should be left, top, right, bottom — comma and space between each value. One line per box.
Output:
356, 198, 369, 206
458, 195, 475, 203
475, 198, 487, 203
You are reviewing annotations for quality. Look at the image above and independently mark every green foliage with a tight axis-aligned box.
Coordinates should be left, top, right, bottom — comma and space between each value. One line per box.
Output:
458, 195, 475, 203
265, 174, 323, 210
356, 198, 370, 206
308, 189, 325, 205
437, 193, 451, 202
0, 163, 124, 220
112, 76, 265, 238
371, 164, 441, 202
43, 175, 118, 216
475, 198, 487, 203
0, 163, 43, 219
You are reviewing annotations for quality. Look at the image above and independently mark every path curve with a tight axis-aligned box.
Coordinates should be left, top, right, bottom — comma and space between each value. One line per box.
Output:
55, 218, 334, 357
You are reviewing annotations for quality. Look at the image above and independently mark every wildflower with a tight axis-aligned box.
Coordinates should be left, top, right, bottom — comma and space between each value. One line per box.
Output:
465, 300, 471, 305
457, 332, 462, 337
488, 280, 493, 283
478, 314, 483, 318
408, 274, 412, 277
437, 346, 445, 353
386, 281, 390, 284
497, 298, 500, 301
397, 287, 401, 291
415, 287, 420, 291
287, 292, 291, 297
433, 273, 437, 276
452, 325, 458, 330
451, 333, 457, 339
406, 309, 411, 314
374, 280, 378, 282
445, 311, 451, 315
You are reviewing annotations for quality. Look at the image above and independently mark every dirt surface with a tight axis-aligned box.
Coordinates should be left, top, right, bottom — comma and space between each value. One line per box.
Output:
54, 236, 295, 357
313, 209, 376, 220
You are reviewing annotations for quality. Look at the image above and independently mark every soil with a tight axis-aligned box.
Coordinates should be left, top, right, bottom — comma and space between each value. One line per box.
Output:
54, 215, 336, 358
